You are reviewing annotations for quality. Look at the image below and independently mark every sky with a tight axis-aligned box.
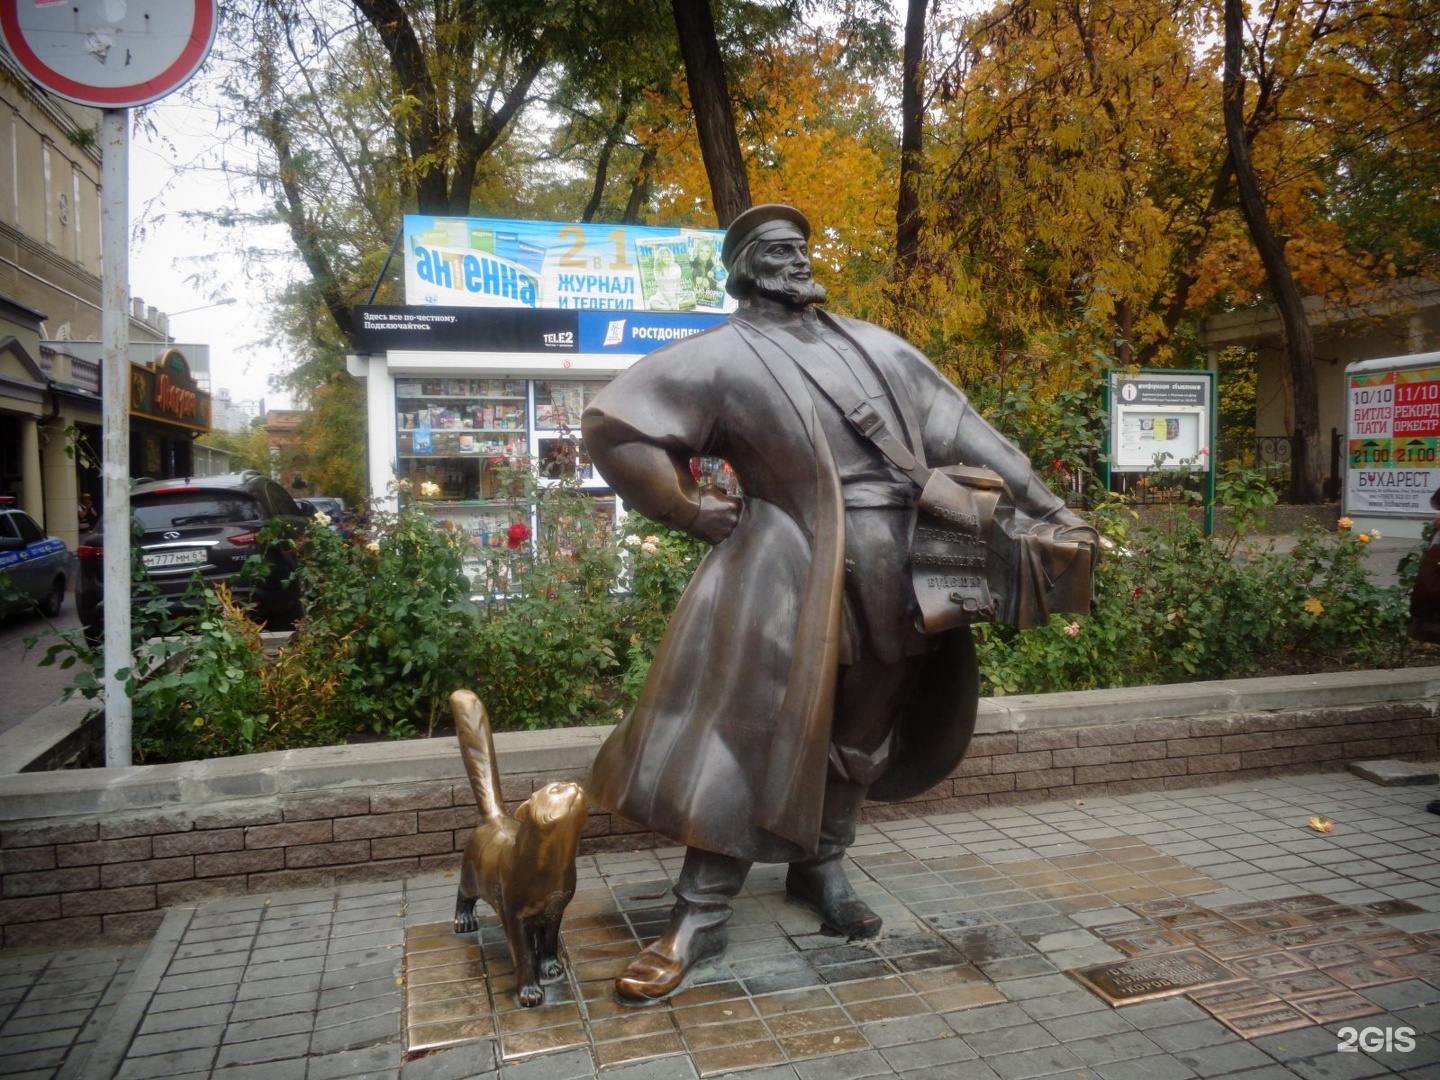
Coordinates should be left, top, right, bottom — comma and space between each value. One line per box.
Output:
126, 98, 296, 412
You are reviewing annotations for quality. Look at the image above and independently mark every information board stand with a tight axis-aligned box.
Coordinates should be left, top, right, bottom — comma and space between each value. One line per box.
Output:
1104, 370, 1218, 535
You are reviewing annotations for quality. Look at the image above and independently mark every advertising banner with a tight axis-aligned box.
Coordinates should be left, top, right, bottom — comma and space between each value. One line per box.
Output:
1346, 363, 1440, 515
354, 306, 727, 355
356, 307, 580, 352
403, 216, 736, 313
576, 310, 728, 352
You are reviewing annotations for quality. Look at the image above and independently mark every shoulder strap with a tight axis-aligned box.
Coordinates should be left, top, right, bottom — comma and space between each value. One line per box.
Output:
731, 312, 931, 487
783, 334, 932, 488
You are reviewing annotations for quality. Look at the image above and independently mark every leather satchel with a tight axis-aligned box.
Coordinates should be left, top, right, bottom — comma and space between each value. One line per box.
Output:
912, 465, 1005, 632
784, 329, 1097, 634
988, 506, 1097, 630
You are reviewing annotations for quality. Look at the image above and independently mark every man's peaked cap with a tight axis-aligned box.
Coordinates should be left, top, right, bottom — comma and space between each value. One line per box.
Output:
721, 204, 811, 270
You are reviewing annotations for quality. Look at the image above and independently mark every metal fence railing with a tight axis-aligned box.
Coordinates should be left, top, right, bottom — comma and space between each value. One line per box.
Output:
1253, 434, 1296, 490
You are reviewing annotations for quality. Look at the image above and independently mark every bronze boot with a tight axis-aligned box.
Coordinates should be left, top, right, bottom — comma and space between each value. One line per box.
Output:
785, 857, 882, 941
615, 900, 728, 1005
616, 847, 748, 1005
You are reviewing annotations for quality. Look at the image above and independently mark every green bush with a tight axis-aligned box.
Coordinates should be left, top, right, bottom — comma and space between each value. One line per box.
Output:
41, 476, 706, 757
469, 483, 624, 729
976, 507, 1429, 696
465, 485, 708, 728
32, 540, 296, 760
287, 504, 480, 739
613, 520, 710, 703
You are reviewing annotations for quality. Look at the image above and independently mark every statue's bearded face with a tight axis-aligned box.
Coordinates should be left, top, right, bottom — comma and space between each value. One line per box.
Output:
737, 236, 827, 307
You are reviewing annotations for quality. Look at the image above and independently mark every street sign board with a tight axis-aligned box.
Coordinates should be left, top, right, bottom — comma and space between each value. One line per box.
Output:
0, 0, 217, 108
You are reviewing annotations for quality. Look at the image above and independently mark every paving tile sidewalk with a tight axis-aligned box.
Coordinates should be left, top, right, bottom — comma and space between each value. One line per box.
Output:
4, 770, 1439, 1080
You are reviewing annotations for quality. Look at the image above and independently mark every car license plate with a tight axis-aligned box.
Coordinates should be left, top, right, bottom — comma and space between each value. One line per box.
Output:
143, 549, 208, 569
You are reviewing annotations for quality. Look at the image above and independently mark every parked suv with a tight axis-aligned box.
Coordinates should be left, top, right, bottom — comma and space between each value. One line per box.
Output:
77, 472, 313, 643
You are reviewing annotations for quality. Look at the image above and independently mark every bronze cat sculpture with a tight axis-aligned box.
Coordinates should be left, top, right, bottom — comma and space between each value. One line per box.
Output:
449, 689, 587, 1007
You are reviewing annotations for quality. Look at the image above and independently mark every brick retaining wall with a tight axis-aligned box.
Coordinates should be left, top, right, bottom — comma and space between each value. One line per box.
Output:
2, 670, 1437, 948
859, 700, 1440, 824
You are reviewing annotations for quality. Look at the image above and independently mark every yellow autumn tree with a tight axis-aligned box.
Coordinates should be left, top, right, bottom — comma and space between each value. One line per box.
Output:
1195, 0, 1440, 308
633, 28, 896, 312
907, 0, 1226, 395
1206, 0, 1440, 500
890, 0, 1438, 429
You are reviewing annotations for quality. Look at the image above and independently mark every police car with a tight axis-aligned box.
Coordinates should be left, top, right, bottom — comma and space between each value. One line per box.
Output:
0, 495, 70, 619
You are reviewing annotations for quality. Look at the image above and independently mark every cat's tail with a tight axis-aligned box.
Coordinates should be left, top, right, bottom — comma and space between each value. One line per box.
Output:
450, 690, 505, 825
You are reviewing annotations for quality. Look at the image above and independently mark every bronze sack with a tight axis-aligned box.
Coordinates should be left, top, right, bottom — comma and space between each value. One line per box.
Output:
910, 466, 1098, 634
911, 465, 1005, 633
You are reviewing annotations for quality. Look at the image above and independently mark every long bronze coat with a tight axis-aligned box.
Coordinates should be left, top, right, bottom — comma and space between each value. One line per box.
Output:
581, 308, 1076, 864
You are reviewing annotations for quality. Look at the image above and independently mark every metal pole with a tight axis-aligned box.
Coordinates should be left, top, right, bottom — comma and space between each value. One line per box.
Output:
1204, 373, 1217, 538
101, 108, 132, 767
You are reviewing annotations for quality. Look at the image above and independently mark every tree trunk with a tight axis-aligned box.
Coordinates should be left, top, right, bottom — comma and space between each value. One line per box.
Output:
582, 106, 631, 224
623, 146, 658, 224
894, 0, 927, 276
263, 113, 356, 346
354, 0, 544, 217
1223, 0, 1322, 503
1115, 299, 1133, 366
671, 0, 751, 226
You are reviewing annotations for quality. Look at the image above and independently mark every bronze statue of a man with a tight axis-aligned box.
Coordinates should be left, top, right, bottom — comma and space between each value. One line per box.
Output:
580, 204, 1095, 1004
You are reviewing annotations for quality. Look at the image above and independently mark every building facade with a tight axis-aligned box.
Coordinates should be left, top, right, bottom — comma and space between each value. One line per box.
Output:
1199, 277, 1440, 495
1, 53, 212, 550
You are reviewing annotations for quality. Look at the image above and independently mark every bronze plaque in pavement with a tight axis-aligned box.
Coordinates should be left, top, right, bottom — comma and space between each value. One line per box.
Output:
1214, 900, 1281, 920
1392, 950, 1440, 976
1322, 957, 1409, 989
1358, 899, 1423, 917
1188, 981, 1276, 1012
1259, 969, 1341, 998
1294, 941, 1369, 969
1228, 951, 1313, 981
1180, 922, 1248, 947
1109, 930, 1190, 956
1153, 909, 1225, 930
1305, 905, 1365, 924
1214, 1000, 1314, 1039
1235, 912, 1311, 935
1091, 918, 1161, 939
1260, 925, 1335, 951
1205, 934, 1287, 961
1070, 949, 1239, 1006
1347, 920, 1417, 948
1357, 934, 1422, 959
1270, 894, 1335, 913
1132, 897, 1204, 918
1292, 989, 1383, 1025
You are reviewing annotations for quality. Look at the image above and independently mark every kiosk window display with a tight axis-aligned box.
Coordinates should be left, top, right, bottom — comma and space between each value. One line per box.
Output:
394, 376, 616, 589
534, 381, 606, 484
397, 377, 529, 497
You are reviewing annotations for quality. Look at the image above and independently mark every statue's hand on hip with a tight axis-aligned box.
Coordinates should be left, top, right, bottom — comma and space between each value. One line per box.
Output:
690, 487, 741, 545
